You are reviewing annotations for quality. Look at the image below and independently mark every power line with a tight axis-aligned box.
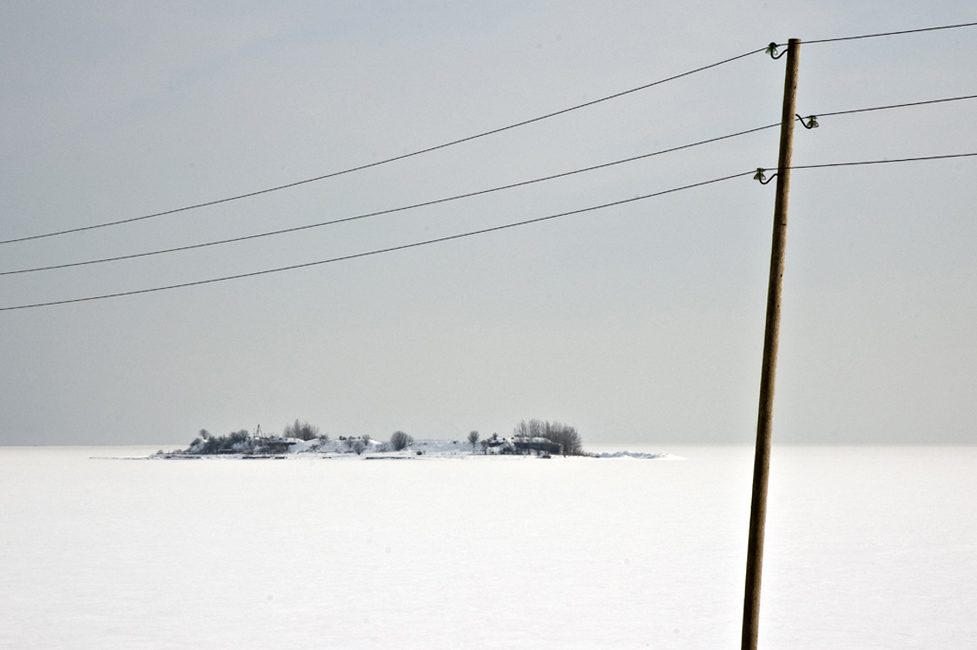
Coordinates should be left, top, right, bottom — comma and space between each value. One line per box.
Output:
6, 92, 976, 277
770, 21, 977, 50
789, 151, 977, 170
0, 171, 751, 312
0, 47, 767, 247
805, 21, 977, 45
5, 150, 976, 312
815, 94, 977, 118
0, 124, 782, 277
752, 152, 977, 185
5, 23, 976, 248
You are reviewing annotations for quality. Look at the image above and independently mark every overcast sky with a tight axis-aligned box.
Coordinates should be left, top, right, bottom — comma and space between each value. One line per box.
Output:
1, 1, 975, 446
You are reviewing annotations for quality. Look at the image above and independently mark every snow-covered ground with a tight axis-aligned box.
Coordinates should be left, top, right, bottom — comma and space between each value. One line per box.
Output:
1, 445, 975, 649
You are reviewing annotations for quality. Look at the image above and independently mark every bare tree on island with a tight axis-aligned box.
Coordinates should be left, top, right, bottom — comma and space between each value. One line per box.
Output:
513, 419, 584, 456
390, 431, 414, 451
283, 419, 320, 441
467, 430, 480, 451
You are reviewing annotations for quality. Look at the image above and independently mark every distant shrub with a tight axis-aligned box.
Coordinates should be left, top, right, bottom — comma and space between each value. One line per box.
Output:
183, 428, 255, 454
283, 419, 320, 441
200, 436, 220, 454
390, 431, 414, 451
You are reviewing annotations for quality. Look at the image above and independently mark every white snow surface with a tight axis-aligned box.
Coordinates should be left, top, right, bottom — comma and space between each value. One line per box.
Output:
1, 445, 975, 649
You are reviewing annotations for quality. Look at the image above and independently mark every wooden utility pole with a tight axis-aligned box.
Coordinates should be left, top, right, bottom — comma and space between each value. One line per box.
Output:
741, 38, 800, 650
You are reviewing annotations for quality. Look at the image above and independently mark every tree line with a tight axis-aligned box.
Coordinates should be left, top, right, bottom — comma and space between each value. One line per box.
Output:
513, 419, 584, 455
177, 419, 581, 455
463, 420, 584, 456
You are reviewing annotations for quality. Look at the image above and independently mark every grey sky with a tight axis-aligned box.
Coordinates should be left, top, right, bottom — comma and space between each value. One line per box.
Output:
2, 1, 975, 446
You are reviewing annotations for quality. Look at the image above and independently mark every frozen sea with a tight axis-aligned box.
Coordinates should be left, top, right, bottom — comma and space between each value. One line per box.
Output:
1, 445, 974, 649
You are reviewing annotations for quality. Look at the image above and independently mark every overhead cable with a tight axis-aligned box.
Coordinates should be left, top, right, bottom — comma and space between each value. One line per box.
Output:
0, 47, 766, 246
789, 151, 977, 170
768, 21, 977, 52
6, 92, 976, 277
5, 150, 976, 312
814, 94, 977, 118
805, 21, 977, 45
0, 171, 751, 312
752, 152, 977, 185
0, 125, 782, 276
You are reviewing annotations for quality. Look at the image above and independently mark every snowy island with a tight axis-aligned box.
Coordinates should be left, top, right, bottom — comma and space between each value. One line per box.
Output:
152, 419, 672, 460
